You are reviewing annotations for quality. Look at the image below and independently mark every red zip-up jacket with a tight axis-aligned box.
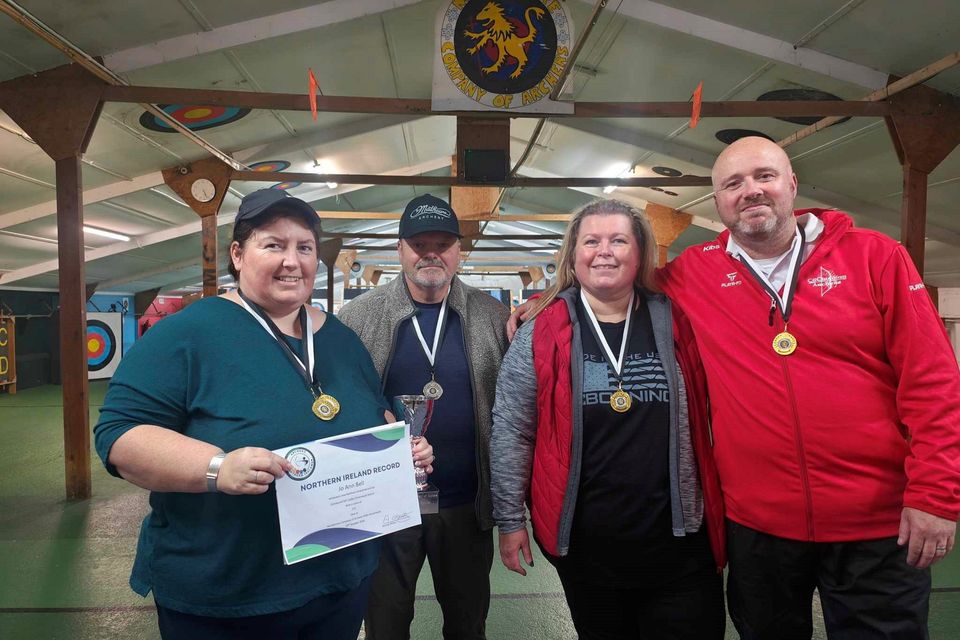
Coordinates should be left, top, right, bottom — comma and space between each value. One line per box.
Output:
658, 209, 960, 541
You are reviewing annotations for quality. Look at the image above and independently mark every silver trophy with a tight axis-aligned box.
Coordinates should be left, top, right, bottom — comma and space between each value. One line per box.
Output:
394, 394, 439, 514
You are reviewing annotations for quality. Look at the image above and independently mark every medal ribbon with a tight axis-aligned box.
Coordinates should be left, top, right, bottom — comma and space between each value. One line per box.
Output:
737, 225, 806, 326
411, 290, 450, 375
579, 289, 634, 383
236, 289, 317, 395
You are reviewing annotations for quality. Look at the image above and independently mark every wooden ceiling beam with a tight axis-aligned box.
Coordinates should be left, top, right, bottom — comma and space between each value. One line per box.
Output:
315, 211, 575, 222
234, 170, 712, 188
320, 232, 562, 240
364, 255, 554, 264
101, 86, 899, 118
347, 245, 558, 252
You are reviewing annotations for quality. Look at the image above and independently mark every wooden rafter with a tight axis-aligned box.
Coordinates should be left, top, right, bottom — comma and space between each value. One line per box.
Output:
233, 170, 712, 188
320, 232, 562, 240
101, 86, 898, 118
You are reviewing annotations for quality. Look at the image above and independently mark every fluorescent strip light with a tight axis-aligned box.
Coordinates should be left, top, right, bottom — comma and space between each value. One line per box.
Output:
602, 162, 633, 195
83, 225, 130, 241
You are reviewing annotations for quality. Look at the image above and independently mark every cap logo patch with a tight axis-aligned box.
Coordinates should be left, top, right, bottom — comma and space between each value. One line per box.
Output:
410, 204, 452, 219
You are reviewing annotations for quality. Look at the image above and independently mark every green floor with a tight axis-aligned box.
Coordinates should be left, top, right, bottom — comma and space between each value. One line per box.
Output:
1, 383, 959, 639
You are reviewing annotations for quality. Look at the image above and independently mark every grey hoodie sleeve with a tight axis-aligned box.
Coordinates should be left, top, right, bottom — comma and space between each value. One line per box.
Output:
490, 320, 539, 534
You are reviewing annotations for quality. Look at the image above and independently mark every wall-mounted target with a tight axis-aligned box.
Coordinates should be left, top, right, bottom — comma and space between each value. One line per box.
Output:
139, 104, 251, 133
87, 313, 122, 379
249, 160, 291, 172
651, 166, 683, 177
270, 181, 302, 191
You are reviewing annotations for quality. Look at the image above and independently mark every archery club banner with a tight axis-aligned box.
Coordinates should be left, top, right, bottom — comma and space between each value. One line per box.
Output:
433, 0, 574, 113
87, 312, 122, 380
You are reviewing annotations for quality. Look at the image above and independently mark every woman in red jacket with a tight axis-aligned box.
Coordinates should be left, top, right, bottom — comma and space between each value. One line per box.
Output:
489, 199, 724, 640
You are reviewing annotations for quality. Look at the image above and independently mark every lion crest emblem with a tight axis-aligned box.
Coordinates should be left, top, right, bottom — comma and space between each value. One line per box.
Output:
435, 0, 573, 112
463, 2, 545, 79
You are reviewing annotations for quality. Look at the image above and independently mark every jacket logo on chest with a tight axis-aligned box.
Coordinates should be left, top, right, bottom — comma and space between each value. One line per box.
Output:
806, 266, 847, 296
720, 272, 742, 288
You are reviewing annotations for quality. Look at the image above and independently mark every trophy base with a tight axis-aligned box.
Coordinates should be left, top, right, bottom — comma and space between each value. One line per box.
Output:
417, 484, 439, 514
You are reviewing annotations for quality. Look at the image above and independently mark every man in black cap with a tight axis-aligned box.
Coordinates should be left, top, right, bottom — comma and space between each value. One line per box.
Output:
339, 193, 510, 640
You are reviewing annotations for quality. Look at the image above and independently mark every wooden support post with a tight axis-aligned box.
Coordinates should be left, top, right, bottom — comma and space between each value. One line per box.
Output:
0, 63, 106, 500
884, 77, 960, 275
899, 166, 928, 275
316, 239, 343, 313
200, 216, 219, 296
335, 250, 359, 286
57, 156, 92, 499
453, 119, 508, 252
644, 202, 693, 267
928, 285, 939, 313
163, 158, 234, 297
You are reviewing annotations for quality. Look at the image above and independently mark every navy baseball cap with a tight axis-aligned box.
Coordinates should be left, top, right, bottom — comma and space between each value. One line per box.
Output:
235, 189, 319, 227
398, 194, 461, 239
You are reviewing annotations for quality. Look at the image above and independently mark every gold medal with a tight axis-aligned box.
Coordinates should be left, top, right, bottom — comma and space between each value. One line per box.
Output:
610, 388, 632, 413
423, 379, 444, 400
773, 331, 798, 356
312, 394, 340, 420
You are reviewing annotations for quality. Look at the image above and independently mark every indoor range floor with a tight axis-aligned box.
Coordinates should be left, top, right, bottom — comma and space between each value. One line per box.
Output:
2, 383, 960, 639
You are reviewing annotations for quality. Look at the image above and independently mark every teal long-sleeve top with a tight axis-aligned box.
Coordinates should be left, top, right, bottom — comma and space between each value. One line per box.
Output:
94, 297, 389, 617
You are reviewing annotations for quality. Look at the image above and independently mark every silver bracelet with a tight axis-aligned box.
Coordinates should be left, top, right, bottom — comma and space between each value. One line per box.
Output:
205, 452, 226, 493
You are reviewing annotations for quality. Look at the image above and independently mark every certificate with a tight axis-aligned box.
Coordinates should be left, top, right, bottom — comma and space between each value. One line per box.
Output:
273, 421, 421, 565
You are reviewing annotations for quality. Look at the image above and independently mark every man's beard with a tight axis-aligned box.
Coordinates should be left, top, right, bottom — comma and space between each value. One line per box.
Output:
407, 261, 452, 290
736, 214, 779, 238
734, 201, 787, 240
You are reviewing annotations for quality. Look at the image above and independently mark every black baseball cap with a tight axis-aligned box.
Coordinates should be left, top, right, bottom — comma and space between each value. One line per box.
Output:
235, 189, 319, 228
398, 194, 462, 239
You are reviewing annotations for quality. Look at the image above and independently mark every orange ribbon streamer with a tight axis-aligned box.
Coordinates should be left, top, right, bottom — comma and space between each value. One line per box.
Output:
308, 68, 319, 121
690, 81, 703, 129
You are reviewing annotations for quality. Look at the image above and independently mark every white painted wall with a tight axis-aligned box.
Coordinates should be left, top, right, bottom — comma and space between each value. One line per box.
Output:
947, 322, 959, 363
941, 289, 960, 319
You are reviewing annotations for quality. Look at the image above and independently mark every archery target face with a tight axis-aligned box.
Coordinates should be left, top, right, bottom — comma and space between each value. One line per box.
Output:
87, 313, 122, 379
139, 104, 251, 132
249, 160, 291, 172
270, 181, 302, 191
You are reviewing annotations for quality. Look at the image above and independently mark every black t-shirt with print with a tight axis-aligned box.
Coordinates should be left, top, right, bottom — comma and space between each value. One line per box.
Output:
570, 294, 672, 547
547, 295, 711, 586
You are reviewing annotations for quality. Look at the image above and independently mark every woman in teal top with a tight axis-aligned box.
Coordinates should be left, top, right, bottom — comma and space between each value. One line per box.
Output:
94, 189, 434, 640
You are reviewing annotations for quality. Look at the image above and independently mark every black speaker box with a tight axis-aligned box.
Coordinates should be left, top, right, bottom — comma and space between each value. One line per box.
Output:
463, 149, 508, 183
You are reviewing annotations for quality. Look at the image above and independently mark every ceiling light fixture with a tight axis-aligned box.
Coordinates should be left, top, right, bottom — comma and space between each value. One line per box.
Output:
603, 163, 633, 194
314, 160, 338, 189
83, 225, 130, 242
